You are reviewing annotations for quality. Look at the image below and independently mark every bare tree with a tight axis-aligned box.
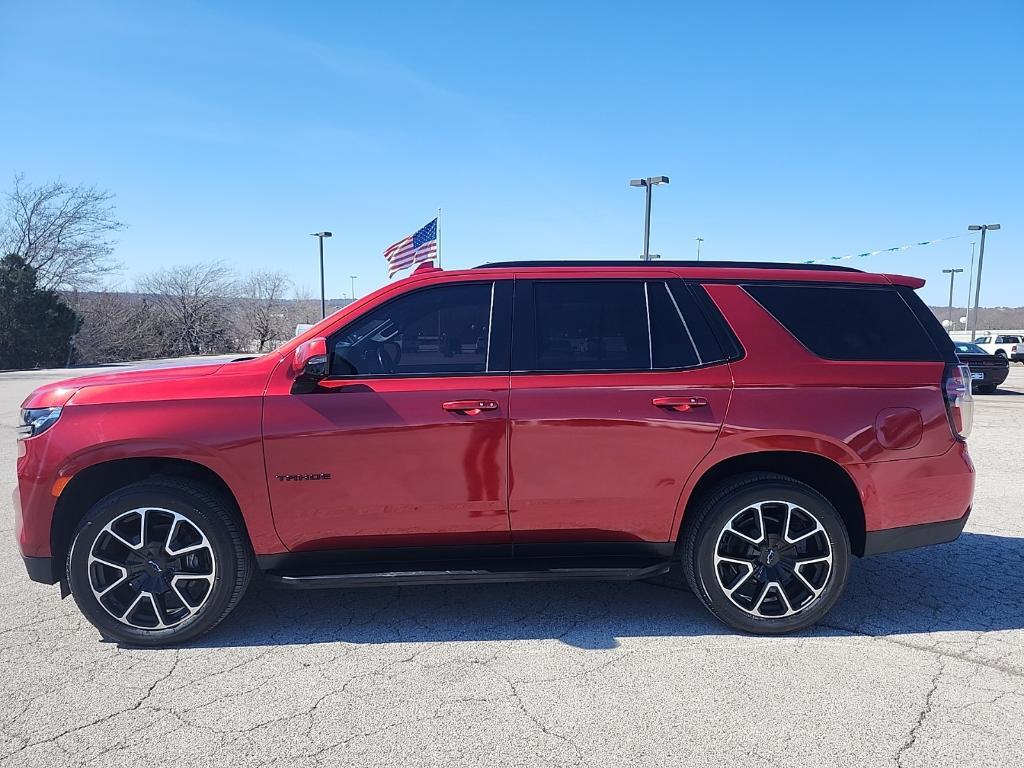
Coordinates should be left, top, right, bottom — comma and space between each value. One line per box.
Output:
137, 262, 239, 356
0, 174, 124, 290
66, 289, 164, 364
239, 269, 292, 352
288, 284, 323, 326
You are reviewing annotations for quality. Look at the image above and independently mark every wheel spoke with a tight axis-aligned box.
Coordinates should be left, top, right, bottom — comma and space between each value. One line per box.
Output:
752, 582, 772, 614
794, 555, 831, 567
783, 504, 824, 544
146, 593, 169, 629
775, 583, 795, 615
106, 527, 143, 551
717, 561, 754, 596
791, 566, 824, 597
89, 554, 128, 572
120, 591, 146, 621
724, 504, 766, 545
164, 513, 212, 557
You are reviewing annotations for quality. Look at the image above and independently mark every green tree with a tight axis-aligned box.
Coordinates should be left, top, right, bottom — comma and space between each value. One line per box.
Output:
0, 254, 81, 369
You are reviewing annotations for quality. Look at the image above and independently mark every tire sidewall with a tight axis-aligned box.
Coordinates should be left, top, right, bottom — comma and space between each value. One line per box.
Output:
693, 481, 850, 635
68, 484, 240, 646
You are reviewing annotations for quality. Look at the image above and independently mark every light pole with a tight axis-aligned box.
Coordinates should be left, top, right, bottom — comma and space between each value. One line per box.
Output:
965, 240, 976, 315
310, 231, 333, 319
695, 236, 704, 261
941, 268, 963, 328
629, 176, 669, 261
350, 275, 357, 301
967, 224, 1000, 341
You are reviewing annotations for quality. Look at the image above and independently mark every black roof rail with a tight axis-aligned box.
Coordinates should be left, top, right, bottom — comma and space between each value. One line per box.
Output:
472, 260, 863, 273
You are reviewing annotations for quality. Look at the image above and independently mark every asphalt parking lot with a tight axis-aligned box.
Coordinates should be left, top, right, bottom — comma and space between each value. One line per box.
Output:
2, 364, 1023, 767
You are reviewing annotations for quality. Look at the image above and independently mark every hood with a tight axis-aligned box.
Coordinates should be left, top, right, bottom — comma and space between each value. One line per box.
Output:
21, 357, 233, 409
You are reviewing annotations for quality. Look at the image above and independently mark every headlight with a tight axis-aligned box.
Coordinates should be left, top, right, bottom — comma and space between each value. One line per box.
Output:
17, 407, 62, 439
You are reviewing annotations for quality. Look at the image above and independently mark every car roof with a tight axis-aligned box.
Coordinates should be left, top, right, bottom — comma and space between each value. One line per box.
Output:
458, 260, 924, 288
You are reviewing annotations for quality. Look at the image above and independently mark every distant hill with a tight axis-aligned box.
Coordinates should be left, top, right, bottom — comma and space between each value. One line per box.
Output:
928, 305, 1024, 330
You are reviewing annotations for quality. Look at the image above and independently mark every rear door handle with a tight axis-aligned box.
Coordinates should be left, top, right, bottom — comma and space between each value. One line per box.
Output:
652, 396, 709, 411
442, 399, 499, 416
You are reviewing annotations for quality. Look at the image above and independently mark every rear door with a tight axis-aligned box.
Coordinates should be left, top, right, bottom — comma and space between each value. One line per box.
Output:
507, 277, 733, 544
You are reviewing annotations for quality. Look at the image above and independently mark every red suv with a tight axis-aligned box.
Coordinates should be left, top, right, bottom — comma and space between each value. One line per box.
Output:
15, 261, 976, 645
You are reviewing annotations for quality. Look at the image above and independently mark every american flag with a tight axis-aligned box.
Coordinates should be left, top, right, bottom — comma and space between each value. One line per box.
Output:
383, 218, 438, 277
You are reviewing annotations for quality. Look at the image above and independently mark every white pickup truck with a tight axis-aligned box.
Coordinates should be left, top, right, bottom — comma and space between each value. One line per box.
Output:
973, 333, 1024, 363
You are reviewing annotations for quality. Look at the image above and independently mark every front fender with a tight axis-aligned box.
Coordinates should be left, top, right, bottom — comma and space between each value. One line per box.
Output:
41, 399, 285, 555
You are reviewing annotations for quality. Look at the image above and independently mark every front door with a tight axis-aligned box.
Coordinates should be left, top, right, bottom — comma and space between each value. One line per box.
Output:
508, 278, 732, 544
263, 280, 513, 552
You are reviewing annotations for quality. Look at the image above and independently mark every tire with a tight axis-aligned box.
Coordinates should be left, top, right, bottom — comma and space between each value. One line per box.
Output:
976, 384, 997, 394
681, 472, 850, 635
67, 477, 253, 646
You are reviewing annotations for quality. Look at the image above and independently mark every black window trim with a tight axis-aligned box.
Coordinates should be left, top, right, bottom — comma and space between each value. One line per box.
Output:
323, 279, 510, 381
509, 277, 721, 376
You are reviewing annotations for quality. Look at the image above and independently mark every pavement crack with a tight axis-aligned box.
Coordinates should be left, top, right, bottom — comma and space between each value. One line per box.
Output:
894, 656, 945, 767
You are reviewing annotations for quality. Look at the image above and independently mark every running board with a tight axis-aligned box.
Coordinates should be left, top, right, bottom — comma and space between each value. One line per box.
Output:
263, 561, 672, 590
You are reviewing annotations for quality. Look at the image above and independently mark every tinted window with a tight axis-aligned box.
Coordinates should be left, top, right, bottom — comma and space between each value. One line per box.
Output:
976, 337, 990, 344
530, 281, 649, 371
330, 282, 493, 376
745, 284, 940, 362
674, 281, 741, 363
648, 281, 701, 368
955, 342, 986, 354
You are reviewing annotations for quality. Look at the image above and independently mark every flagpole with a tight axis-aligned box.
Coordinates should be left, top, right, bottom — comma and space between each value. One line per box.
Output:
436, 207, 442, 268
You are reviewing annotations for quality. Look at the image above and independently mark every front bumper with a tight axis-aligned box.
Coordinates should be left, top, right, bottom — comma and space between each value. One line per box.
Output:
862, 507, 971, 556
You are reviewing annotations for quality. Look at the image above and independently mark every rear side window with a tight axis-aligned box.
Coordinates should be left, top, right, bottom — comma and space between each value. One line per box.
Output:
648, 282, 700, 368
531, 281, 649, 371
513, 279, 703, 372
745, 284, 941, 362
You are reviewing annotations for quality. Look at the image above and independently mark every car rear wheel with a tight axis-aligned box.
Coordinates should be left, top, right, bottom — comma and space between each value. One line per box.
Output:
67, 477, 253, 646
682, 472, 850, 635
975, 384, 997, 394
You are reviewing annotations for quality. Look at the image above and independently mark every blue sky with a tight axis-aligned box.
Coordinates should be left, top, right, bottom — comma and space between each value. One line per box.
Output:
1, 0, 1021, 307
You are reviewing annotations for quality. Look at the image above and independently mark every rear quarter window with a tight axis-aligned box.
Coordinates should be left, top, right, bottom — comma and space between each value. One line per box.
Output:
744, 284, 942, 362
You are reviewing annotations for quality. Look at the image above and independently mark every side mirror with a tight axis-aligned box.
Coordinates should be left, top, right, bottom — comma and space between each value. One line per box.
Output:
291, 337, 328, 393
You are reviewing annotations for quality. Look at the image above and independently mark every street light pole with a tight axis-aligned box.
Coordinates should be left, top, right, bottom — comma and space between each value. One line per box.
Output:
941, 268, 963, 328
965, 240, 976, 315
967, 224, 1001, 341
310, 231, 333, 319
695, 237, 704, 261
350, 275, 357, 301
629, 176, 669, 261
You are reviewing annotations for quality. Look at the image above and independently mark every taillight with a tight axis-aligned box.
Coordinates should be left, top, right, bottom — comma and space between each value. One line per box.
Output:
943, 364, 974, 440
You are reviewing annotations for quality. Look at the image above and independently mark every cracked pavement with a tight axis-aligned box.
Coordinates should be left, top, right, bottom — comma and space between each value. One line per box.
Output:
2, 364, 1023, 767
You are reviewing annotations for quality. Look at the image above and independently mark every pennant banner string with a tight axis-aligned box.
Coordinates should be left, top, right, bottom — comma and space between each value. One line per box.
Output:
801, 234, 963, 264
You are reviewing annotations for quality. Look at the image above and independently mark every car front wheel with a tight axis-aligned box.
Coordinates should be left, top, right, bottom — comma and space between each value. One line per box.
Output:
682, 472, 850, 635
67, 477, 253, 646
